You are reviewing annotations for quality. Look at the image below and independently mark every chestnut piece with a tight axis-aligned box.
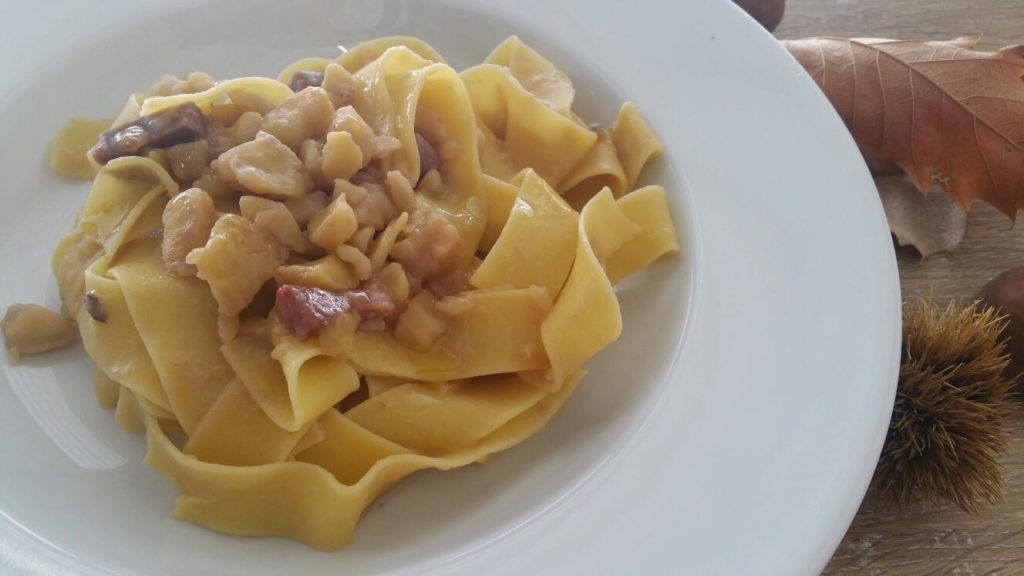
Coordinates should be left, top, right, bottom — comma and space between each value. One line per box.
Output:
732, 0, 786, 32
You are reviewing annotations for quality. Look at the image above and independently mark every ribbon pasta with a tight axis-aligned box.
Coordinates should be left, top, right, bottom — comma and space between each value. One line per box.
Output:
50, 36, 679, 549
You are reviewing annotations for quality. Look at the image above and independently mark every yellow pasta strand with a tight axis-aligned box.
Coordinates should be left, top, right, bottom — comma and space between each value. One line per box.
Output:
541, 188, 638, 385
476, 123, 520, 182
348, 288, 549, 381
75, 191, 173, 411
78, 270, 171, 410
49, 118, 111, 179
346, 375, 548, 455
559, 131, 628, 208
462, 64, 596, 187
472, 169, 578, 298
336, 36, 445, 73
478, 173, 519, 251
484, 36, 575, 113
606, 185, 681, 284
222, 330, 360, 432
109, 238, 234, 434
296, 410, 410, 485
114, 387, 146, 433
92, 367, 120, 409
185, 380, 310, 466
610, 102, 664, 190
140, 77, 294, 116
74, 157, 176, 240
287, 420, 327, 460
143, 370, 582, 550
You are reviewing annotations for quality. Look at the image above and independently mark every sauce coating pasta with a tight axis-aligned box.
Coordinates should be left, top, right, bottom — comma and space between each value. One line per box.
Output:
46, 36, 679, 549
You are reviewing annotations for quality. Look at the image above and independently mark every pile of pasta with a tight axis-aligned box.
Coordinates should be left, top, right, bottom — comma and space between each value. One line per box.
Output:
50, 36, 678, 549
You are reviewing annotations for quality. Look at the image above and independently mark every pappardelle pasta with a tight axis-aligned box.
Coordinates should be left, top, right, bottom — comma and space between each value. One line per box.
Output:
46, 36, 678, 549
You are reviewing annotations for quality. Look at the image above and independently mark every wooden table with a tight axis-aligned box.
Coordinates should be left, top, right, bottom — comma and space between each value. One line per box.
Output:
775, 1, 1024, 573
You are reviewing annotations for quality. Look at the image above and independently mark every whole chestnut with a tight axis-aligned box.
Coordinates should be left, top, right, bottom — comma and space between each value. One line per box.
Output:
978, 266, 1024, 384
732, 0, 786, 32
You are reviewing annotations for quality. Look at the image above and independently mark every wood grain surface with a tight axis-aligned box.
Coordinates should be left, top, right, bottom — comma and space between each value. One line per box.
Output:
774, 1, 1024, 574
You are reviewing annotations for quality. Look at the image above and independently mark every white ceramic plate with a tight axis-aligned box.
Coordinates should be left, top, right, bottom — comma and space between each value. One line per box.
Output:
0, 1, 900, 574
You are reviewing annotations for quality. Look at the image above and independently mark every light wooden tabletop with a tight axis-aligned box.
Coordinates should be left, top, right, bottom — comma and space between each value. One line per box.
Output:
775, 1, 1024, 573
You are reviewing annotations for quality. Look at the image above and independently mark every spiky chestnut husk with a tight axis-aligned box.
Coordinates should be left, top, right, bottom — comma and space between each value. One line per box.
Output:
870, 300, 1013, 512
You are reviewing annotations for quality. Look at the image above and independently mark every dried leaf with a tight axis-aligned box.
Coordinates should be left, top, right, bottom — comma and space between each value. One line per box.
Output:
877, 175, 967, 257
782, 36, 1024, 217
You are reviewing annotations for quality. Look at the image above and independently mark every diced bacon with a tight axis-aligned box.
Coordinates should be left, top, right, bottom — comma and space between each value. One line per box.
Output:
347, 286, 395, 321
275, 285, 350, 341
275, 284, 396, 340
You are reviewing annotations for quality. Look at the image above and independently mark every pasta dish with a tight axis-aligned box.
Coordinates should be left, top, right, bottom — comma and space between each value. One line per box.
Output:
16, 36, 678, 549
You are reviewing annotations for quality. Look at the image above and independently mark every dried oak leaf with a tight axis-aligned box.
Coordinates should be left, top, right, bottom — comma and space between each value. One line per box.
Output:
782, 36, 1024, 217
877, 175, 967, 257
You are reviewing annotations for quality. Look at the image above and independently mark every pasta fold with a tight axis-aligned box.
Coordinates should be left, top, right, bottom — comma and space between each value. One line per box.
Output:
143, 370, 582, 550
222, 329, 360, 432
471, 169, 578, 297
462, 63, 597, 187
